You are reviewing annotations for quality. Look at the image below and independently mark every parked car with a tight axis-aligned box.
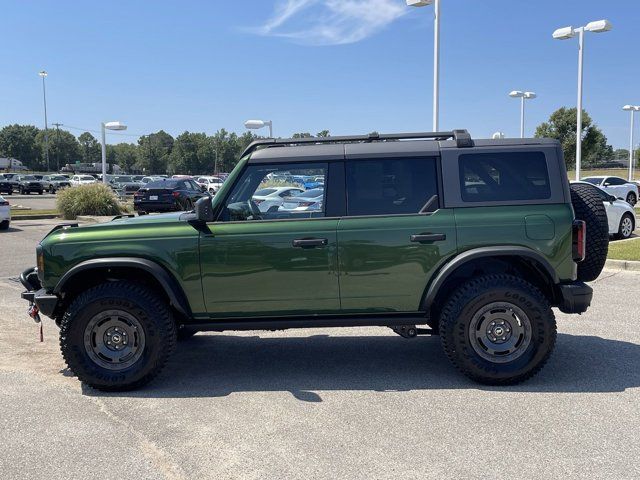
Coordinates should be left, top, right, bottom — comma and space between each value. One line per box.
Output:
0, 173, 19, 193
132, 175, 145, 182
252, 186, 305, 212
301, 175, 325, 189
0, 177, 14, 195
196, 176, 224, 194
279, 188, 325, 212
70, 175, 98, 186
134, 178, 208, 213
573, 181, 637, 239
108, 175, 143, 195
0, 195, 9, 230
141, 176, 164, 185
16, 175, 44, 195
42, 175, 71, 193
582, 176, 638, 205
20, 130, 607, 391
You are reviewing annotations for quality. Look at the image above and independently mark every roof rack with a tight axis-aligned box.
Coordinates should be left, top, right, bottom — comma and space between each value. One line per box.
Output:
241, 129, 473, 157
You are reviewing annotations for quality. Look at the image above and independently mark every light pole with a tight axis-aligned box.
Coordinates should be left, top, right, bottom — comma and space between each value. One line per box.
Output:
38, 71, 50, 171
553, 19, 612, 181
509, 91, 537, 138
407, 0, 440, 131
101, 121, 127, 183
244, 119, 273, 138
623, 105, 640, 181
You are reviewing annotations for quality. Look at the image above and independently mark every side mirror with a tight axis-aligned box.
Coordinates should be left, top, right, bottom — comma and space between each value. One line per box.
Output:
227, 201, 252, 221
195, 196, 214, 222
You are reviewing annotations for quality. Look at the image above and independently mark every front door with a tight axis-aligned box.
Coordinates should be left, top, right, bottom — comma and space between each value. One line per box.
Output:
200, 161, 340, 317
337, 155, 456, 313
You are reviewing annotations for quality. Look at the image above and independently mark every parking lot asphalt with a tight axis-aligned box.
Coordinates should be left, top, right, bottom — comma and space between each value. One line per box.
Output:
5, 193, 58, 211
1, 220, 639, 479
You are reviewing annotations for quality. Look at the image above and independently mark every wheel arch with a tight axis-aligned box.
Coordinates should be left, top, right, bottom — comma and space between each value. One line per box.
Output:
54, 257, 192, 319
421, 247, 560, 317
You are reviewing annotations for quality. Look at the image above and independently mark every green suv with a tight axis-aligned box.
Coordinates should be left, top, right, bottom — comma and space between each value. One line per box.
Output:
20, 130, 608, 391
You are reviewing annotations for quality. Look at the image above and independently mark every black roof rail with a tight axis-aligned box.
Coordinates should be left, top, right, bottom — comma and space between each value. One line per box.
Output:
240, 130, 473, 157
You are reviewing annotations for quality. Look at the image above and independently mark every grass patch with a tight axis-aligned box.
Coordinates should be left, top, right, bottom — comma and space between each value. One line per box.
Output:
607, 238, 640, 261
567, 168, 637, 180
11, 209, 59, 216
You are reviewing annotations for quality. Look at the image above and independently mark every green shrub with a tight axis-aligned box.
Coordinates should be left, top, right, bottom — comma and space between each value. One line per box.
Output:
56, 183, 122, 220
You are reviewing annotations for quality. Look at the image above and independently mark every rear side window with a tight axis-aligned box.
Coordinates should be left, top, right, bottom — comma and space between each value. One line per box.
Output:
346, 157, 438, 216
459, 152, 550, 202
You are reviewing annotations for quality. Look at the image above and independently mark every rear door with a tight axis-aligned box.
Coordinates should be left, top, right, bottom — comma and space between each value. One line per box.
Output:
337, 143, 457, 313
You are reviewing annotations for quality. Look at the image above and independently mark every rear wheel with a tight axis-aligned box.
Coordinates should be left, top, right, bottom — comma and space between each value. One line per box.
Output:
626, 192, 637, 206
617, 213, 635, 239
0, 220, 9, 230
439, 274, 556, 385
570, 183, 609, 282
60, 281, 177, 391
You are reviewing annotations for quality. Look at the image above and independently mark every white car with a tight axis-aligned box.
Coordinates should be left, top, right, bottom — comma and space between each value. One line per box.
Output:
252, 186, 305, 212
141, 176, 164, 185
70, 175, 97, 186
574, 182, 636, 239
582, 176, 638, 206
196, 176, 224, 194
0, 195, 10, 230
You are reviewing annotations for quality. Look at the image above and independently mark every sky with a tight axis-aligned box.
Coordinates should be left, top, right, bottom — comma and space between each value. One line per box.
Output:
0, 0, 638, 148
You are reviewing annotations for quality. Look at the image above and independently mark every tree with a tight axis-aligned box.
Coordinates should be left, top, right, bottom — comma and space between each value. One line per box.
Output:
168, 132, 216, 175
36, 129, 80, 171
534, 107, 613, 170
316, 130, 330, 137
78, 132, 101, 164
0, 124, 41, 169
137, 130, 174, 174
110, 143, 138, 173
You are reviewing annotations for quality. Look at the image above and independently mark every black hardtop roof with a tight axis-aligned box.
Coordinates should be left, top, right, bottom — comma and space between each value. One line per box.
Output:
244, 130, 560, 163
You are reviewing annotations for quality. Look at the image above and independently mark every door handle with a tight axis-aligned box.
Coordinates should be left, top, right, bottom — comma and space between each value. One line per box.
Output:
292, 238, 328, 248
410, 233, 446, 243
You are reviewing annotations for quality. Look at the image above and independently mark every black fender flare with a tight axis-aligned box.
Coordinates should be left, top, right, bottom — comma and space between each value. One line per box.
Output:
421, 246, 560, 309
54, 257, 192, 317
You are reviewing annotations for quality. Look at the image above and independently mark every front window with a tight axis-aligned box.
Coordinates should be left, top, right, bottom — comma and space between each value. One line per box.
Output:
222, 163, 328, 221
21, 175, 36, 181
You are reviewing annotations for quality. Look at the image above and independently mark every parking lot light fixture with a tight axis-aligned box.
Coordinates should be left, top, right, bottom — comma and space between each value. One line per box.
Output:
101, 121, 127, 183
623, 105, 640, 181
244, 119, 273, 138
553, 19, 612, 181
406, 0, 440, 131
509, 91, 537, 138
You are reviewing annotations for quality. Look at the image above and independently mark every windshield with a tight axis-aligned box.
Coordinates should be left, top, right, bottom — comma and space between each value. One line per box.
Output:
254, 188, 277, 196
113, 176, 133, 182
21, 175, 36, 180
581, 177, 601, 185
81, 176, 95, 181
51, 175, 66, 180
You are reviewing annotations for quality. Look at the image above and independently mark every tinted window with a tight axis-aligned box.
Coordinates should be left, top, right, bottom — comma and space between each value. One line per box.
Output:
298, 188, 324, 199
606, 177, 627, 186
21, 176, 36, 180
459, 152, 550, 202
346, 157, 438, 216
255, 188, 277, 196
582, 177, 602, 185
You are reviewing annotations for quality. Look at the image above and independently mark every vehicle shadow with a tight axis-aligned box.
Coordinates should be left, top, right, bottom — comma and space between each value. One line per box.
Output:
3, 226, 23, 232
83, 332, 640, 401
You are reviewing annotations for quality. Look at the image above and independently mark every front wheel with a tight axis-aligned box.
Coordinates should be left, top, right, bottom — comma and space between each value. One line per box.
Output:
60, 281, 177, 391
439, 274, 556, 385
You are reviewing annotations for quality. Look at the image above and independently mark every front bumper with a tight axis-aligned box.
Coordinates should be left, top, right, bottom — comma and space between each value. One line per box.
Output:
557, 281, 593, 314
20, 267, 59, 318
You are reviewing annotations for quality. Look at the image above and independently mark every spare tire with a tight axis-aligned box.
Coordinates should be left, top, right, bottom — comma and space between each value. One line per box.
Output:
570, 183, 609, 282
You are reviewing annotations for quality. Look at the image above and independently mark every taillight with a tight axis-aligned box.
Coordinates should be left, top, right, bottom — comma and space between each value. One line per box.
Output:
299, 202, 313, 207
572, 220, 586, 262
172, 191, 180, 198
253, 199, 264, 205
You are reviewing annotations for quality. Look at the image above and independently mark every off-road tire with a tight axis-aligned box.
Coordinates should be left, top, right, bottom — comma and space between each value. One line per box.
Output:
626, 192, 637, 206
60, 281, 177, 391
570, 183, 609, 282
617, 213, 635, 240
439, 274, 557, 385
0, 220, 9, 230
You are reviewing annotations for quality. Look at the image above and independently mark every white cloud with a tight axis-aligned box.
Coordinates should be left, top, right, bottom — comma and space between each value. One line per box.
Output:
247, 0, 407, 46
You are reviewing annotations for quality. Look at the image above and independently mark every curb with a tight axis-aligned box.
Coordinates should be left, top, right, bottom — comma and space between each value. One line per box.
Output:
604, 259, 640, 272
12, 214, 60, 220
